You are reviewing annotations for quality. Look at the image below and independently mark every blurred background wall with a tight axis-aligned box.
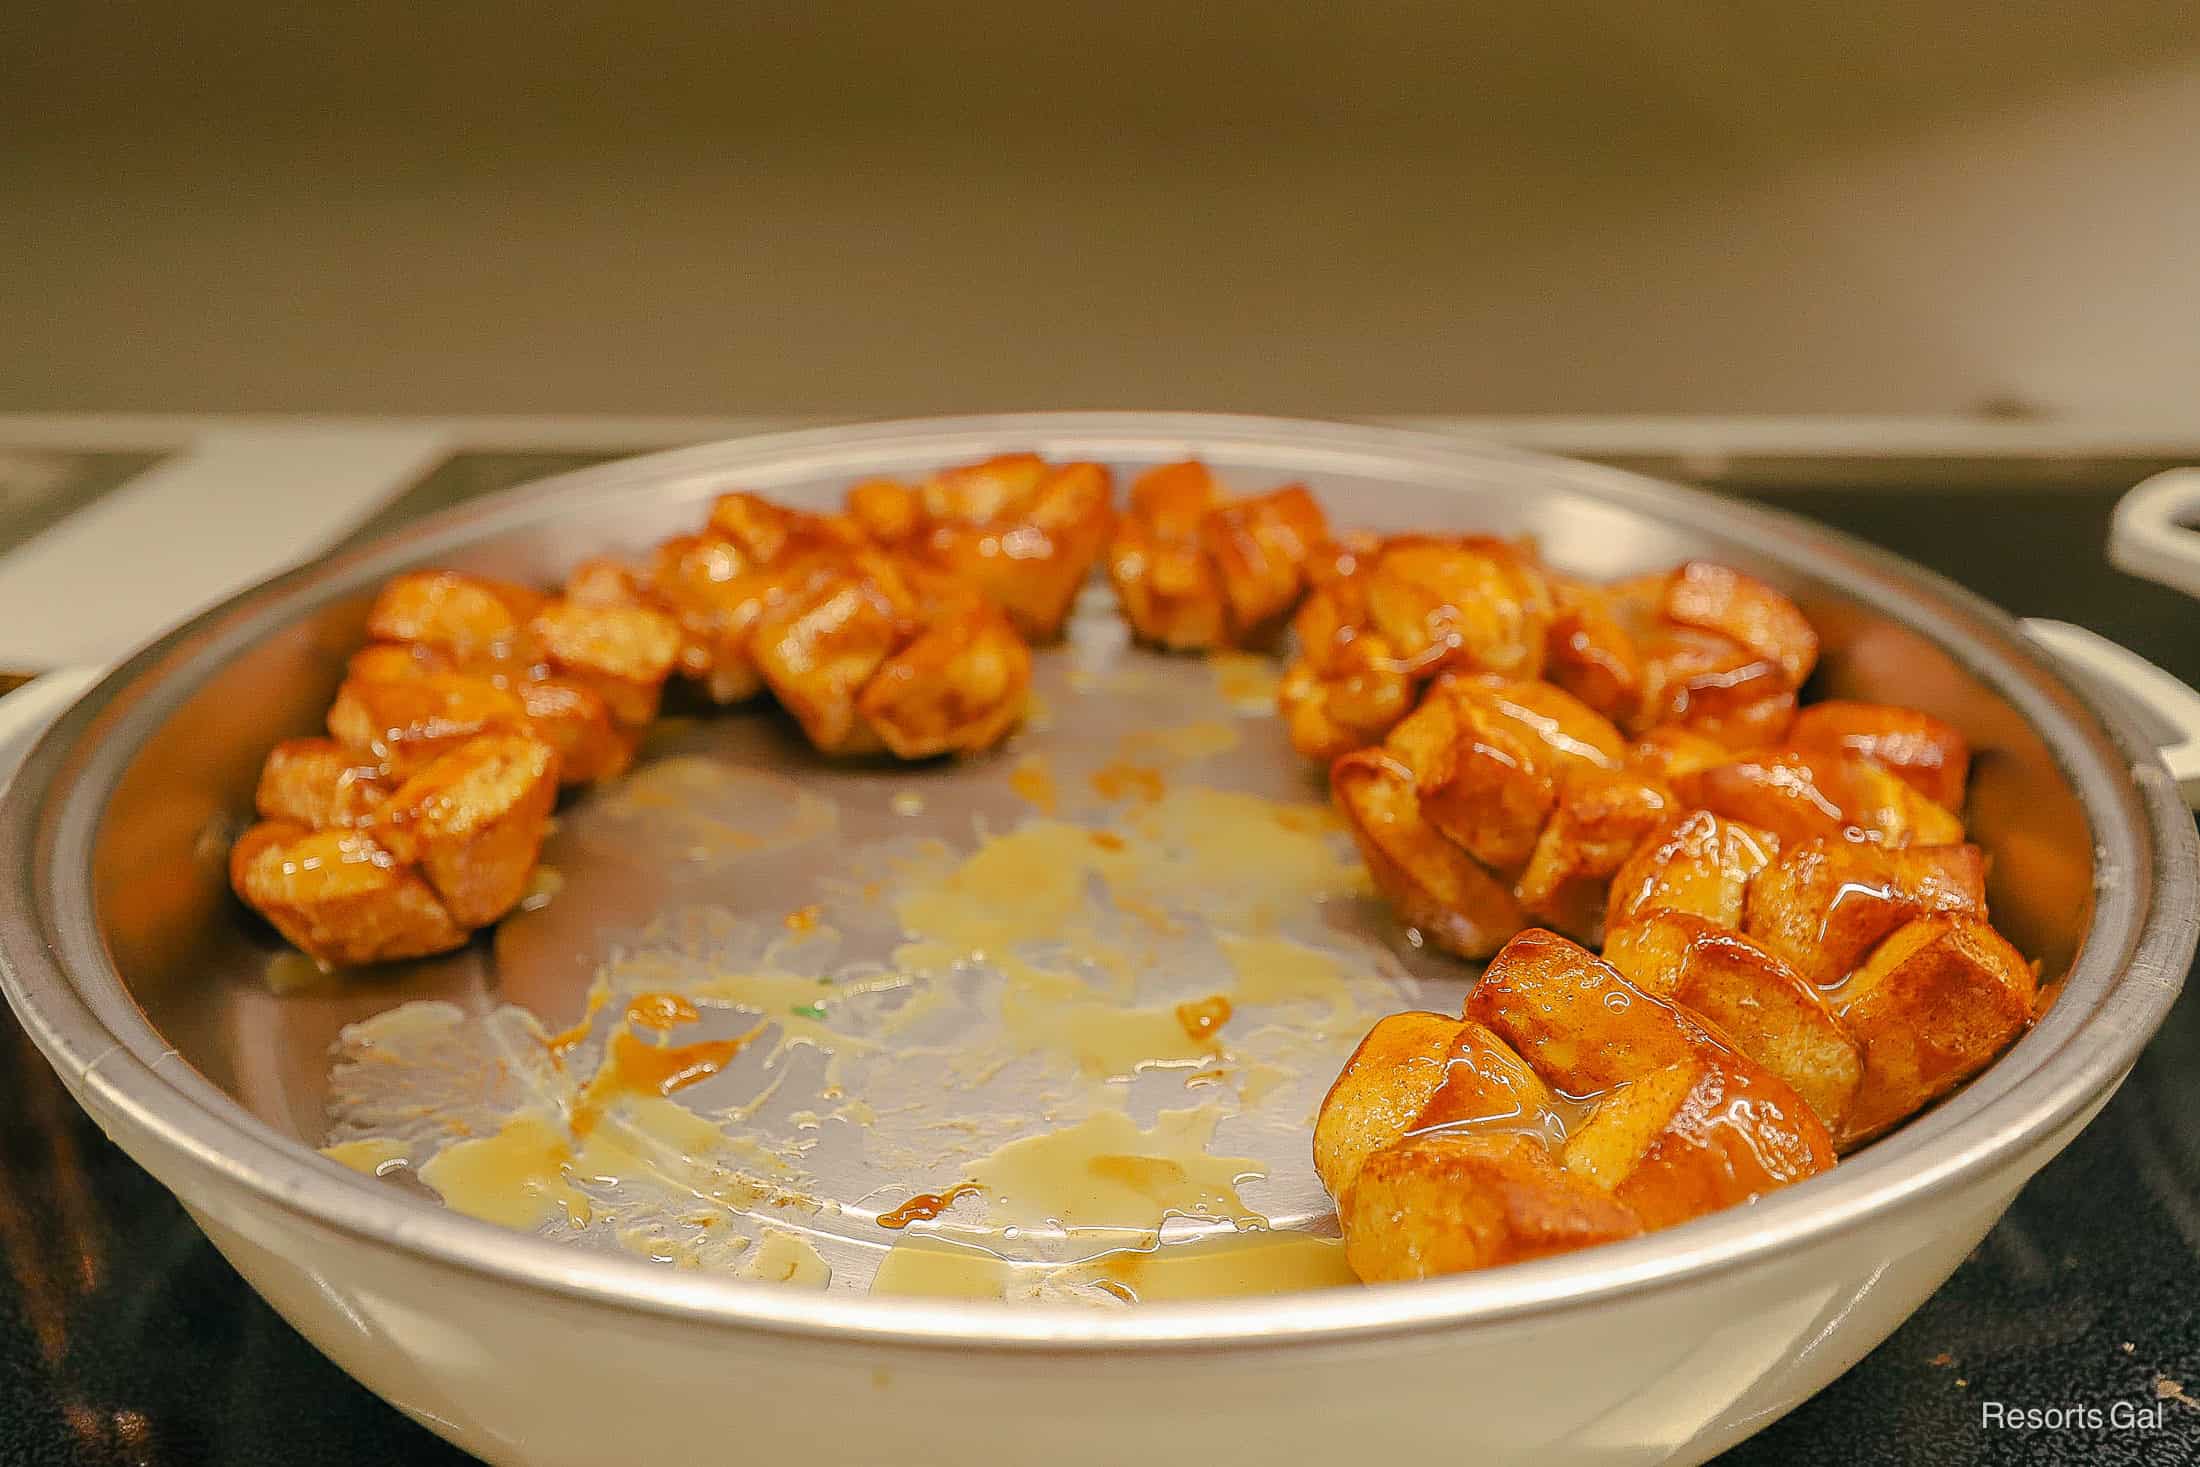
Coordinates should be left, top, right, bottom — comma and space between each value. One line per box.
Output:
5, 2, 2196, 419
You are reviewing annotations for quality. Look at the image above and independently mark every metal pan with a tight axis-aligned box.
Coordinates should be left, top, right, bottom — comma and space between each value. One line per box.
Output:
2, 415, 2195, 1467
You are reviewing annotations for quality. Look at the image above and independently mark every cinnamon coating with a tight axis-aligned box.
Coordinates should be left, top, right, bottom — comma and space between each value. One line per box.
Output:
1108, 460, 1329, 651
844, 453, 1115, 644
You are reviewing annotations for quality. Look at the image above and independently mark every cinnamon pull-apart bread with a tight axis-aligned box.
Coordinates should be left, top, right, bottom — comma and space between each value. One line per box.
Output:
232, 565, 676, 967
234, 472, 1053, 971
1311, 562, 2039, 1278
1107, 460, 1330, 651
1320, 851, 2036, 1282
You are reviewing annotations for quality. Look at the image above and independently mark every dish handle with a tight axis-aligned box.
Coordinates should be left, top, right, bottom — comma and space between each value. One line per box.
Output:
2020, 469, 2200, 809
2022, 622, 2200, 810
2109, 467, 2200, 600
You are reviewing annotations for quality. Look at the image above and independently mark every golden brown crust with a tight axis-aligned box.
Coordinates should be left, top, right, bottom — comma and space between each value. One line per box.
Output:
229, 820, 469, 967
236, 720, 562, 963
1787, 700, 1971, 811
1108, 460, 1227, 651
1540, 565, 1814, 746
749, 554, 915, 756
1633, 629, 1799, 748
1108, 461, 1328, 651
858, 454, 1117, 644
643, 531, 779, 700
1742, 836, 1986, 987
1544, 577, 1646, 725
526, 600, 681, 728
1277, 634, 1414, 763
1311, 1011, 1465, 1200
1658, 560, 1819, 690
1200, 484, 1329, 642
508, 676, 631, 785
1360, 538, 1553, 683
254, 738, 389, 828
1407, 678, 1627, 875
370, 733, 560, 928
1411, 1018, 1561, 1139
365, 571, 544, 659
1604, 912, 1864, 1134
326, 670, 533, 781
1678, 748, 1965, 848
1830, 914, 2036, 1145
1333, 928, 1839, 1277
1285, 550, 1830, 960
1382, 690, 1549, 869
857, 599, 1034, 760
1605, 809, 1781, 932
1330, 749, 1526, 960
1514, 767, 1673, 943
1465, 928, 1720, 1095
1559, 1050, 1834, 1230
616, 482, 1048, 757
1342, 1133, 1643, 1282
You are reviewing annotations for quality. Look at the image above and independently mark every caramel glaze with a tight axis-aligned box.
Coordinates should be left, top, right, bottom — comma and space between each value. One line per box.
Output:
539, 985, 609, 1061
624, 991, 702, 1032
877, 1182, 983, 1229
571, 1021, 769, 1139
1174, 994, 1234, 1042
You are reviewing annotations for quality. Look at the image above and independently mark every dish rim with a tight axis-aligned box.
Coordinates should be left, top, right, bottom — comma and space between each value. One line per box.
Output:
2, 411, 2193, 1352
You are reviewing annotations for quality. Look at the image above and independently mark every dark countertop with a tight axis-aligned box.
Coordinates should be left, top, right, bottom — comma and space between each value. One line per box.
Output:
1, 451, 2195, 1465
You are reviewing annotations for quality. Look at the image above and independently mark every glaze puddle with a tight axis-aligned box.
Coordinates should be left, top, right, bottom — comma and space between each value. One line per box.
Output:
317, 622, 1456, 1300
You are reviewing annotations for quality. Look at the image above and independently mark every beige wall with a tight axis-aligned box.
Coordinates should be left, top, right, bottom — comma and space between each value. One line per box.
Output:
6, 3, 2197, 419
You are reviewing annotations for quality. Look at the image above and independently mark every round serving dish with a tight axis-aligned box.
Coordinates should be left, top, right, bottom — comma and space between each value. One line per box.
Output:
2, 414, 2194, 1466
